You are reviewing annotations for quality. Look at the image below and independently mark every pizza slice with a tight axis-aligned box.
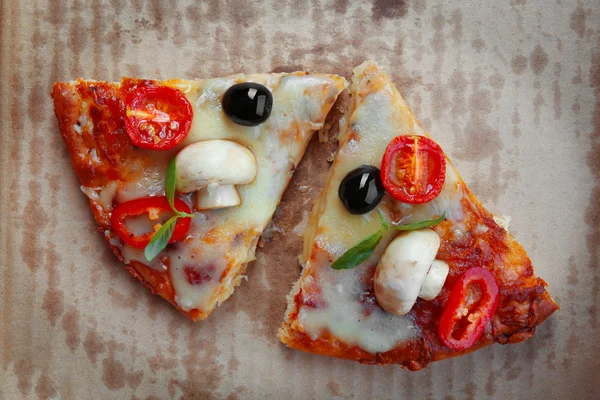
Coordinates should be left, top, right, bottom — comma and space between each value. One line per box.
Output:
52, 72, 345, 320
279, 61, 558, 369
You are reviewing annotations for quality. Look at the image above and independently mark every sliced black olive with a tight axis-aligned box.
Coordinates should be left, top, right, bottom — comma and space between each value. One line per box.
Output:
222, 82, 273, 126
338, 165, 384, 215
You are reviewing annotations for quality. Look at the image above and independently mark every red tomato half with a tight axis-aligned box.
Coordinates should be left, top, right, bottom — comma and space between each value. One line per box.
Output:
124, 86, 193, 150
438, 267, 500, 351
380, 135, 446, 204
111, 197, 192, 248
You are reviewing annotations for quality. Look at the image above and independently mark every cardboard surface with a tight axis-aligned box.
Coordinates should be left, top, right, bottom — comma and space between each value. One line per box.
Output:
1, 1, 599, 398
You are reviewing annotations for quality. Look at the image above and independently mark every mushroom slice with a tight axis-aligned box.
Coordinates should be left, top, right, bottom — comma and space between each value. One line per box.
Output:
374, 229, 440, 316
195, 183, 241, 210
175, 139, 258, 210
418, 259, 450, 301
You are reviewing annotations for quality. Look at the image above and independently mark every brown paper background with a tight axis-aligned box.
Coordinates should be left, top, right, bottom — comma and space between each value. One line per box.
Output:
1, 0, 599, 399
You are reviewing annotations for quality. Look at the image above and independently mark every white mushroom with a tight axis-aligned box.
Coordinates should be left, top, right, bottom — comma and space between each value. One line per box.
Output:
175, 140, 257, 210
374, 228, 448, 316
418, 259, 450, 301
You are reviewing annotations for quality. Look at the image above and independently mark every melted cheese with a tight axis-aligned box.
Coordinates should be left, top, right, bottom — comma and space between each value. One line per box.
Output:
300, 254, 417, 353
294, 61, 468, 353
77, 100, 93, 134
124, 213, 169, 236
80, 182, 118, 212
98, 182, 118, 211
116, 164, 166, 204
493, 215, 511, 232
98, 73, 345, 314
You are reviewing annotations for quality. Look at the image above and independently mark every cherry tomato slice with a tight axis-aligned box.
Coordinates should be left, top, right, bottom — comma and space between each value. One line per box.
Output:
380, 135, 446, 204
438, 267, 500, 351
111, 197, 192, 249
124, 86, 193, 150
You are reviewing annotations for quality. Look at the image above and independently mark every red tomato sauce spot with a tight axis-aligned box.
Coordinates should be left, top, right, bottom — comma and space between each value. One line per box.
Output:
184, 264, 215, 285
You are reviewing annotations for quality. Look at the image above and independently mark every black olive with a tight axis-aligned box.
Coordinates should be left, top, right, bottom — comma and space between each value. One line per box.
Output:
222, 82, 273, 126
338, 165, 384, 215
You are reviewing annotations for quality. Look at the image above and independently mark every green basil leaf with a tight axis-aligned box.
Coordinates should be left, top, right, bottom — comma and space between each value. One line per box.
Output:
165, 157, 195, 218
389, 212, 446, 231
331, 229, 384, 270
330, 211, 445, 271
377, 209, 388, 230
144, 215, 178, 261
165, 157, 177, 212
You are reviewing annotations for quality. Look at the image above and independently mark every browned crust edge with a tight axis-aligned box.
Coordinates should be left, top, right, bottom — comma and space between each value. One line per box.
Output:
278, 291, 557, 370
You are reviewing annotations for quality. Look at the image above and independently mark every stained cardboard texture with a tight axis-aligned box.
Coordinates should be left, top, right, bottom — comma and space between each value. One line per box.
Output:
0, 0, 598, 399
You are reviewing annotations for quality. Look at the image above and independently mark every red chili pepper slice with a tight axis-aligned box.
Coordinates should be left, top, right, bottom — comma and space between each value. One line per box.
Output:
380, 135, 446, 204
124, 86, 193, 150
438, 267, 499, 351
111, 197, 192, 249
